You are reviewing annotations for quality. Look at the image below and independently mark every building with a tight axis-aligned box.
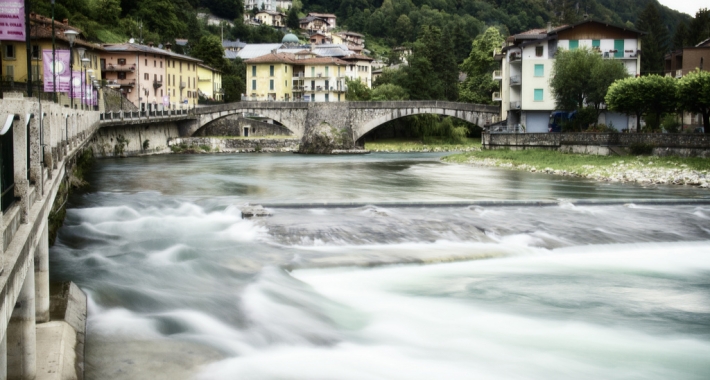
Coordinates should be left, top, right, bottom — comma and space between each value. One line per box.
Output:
245, 0, 274, 11
309, 32, 329, 45
197, 64, 223, 101
341, 54, 374, 87
299, 16, 330, 33
307, 13, 337, 30
255, 10, 286, 27
101, 43, 203, 109
496, 20, 643, 132
1, 13, 105, 110
275, 0, 292, 10
664, 38, 710, 130
338, 31, 365, 48
245, 52, 350, 102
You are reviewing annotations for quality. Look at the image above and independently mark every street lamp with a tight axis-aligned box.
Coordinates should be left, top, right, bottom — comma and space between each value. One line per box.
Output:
64, 30, 79, 109
77, 46, 86, 110
81, 58, 90, 110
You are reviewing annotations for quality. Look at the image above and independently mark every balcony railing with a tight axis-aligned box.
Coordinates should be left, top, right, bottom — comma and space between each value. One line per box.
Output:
492, 92, 501, 101
510, 75, 521, 86
153, 80, 163, 89
180, 81, 186, 89
103, 63, 136, 72
510, 101, 521, 110
493, 70, 502, 80
509, 54, 522, 62
106, 79, 136, 87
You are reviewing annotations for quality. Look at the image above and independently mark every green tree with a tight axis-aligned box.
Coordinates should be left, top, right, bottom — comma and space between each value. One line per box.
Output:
673, 21, 689, 49
394, 14, 413, 44
94, 0, 121, 26
677, 69, 710, 133
636, 2, 669, 75
371, 84, 409, 100
191, 35, 226, 70
204, 0, 243, 20
587, 59, 630, 122
688, 8, 710, 46
458, 26, 504, 104
550, 48, 599, 110
345, 78, 371, 100
606, 75, 678, 131
287, 7, 300, 29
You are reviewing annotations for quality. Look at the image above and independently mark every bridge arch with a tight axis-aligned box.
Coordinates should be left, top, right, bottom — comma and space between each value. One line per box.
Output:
351, 103, 496, 141
192, 103, 309, 138
194, 109, 298, 137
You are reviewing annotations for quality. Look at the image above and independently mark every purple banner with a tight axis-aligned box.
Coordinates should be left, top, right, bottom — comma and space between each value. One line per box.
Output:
71, 71, 83, 98
43, 50, 71, 92
0, 0, 25, 41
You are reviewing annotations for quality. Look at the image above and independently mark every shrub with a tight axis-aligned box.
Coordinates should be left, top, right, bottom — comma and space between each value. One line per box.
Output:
629, 142, 654, 155
661, 114, 681, 133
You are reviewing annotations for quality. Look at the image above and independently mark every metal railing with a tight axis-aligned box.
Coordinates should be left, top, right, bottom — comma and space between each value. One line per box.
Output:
99, 108, 190, 122
493, 70, 502, 80
510, 101, 521, 109
103, 63, 136, 72
510, 75, 521, 85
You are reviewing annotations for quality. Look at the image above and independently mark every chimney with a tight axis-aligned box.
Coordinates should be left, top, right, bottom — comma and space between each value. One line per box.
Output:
166, 42, 172, 52
547, 22, 552, 33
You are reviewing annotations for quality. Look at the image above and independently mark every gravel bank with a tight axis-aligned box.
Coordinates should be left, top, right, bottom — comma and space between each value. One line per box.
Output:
451, 156, 710, 188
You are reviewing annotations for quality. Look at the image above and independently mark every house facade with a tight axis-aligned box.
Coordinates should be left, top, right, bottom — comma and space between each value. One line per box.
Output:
255, 10, 286, 27
341, 54, 373, 88
245, 0, 274, 11
496, 20, 643, 132
299, 16, 330, 32
2, 13, 105, 110
307, 13, 337, 30
664, 38, 710, 130
197, 64, 222, 101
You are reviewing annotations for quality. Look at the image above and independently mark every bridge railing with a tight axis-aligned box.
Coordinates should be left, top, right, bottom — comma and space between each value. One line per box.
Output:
99, 108, 190, 122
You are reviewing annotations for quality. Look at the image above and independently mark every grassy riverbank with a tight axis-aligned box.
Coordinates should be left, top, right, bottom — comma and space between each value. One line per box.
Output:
365, 138, 481, 152
444, 149, 710, 187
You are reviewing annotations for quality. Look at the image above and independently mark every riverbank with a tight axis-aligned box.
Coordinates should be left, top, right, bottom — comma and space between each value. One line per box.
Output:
365, 138, 481, 152
444, 149, 710, 188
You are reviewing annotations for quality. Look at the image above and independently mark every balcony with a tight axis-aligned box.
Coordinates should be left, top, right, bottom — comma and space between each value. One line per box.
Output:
106, 79, 135, 87
509, 53, 522, 62
292, 85, 304, 91
493, 70, 502, 80
492, 92, 501, 102
103, 63, 136, 72
510, 101, 521, 110
153, 80, 163, 89
602, 50, 640, 60
510, 75, 521, 86
180, 81, 186, 89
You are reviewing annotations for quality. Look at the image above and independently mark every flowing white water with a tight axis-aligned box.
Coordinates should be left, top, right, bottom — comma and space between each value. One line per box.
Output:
49, 153, 710, 379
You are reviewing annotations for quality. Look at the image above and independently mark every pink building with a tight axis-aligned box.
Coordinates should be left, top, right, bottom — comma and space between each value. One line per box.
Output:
101, 43, 168, 110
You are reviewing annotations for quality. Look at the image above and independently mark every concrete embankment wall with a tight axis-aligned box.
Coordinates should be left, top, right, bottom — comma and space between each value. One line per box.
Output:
169, 137, 300, 153
87, 122, 181, 157
483, 132, 710, 157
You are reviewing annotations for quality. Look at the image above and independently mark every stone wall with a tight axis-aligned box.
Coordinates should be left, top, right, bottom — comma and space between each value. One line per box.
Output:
484, 132, 710, 157
102, 87, 138, 113
194, 116, 292, 137
88, 122, 181, 157
169, 137, 299, 153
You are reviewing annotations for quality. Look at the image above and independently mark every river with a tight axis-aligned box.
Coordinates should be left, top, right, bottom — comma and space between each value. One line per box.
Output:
50, 153, 710, 379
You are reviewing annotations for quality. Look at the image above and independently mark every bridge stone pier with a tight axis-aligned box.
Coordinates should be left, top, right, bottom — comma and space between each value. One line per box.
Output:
1, 92, 98, 379
189, 101, 500, 149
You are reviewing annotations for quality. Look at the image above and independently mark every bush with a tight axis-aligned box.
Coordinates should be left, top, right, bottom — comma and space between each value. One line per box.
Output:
629, 142, 654, 155
661, 114, 681, 133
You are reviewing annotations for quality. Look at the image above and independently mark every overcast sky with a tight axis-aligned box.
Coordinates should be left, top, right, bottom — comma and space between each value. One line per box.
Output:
656, 0, 706, 16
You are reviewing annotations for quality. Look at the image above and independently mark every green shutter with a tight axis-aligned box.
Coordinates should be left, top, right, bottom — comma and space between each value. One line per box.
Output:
569, 40, 579, 50
614, 40, 624, 58
252, 80, 256, 90
270, 79, 274, 90
251, 66, 256, 77
534, 64, 544, 77
592, 40, 600, 49
270, 65, 274, 76
534, 89, 543, 101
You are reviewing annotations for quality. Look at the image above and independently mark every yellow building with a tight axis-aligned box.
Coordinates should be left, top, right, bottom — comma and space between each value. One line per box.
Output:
245, 53, 294, 101
197, 63, 223, 101
2, 13, 104, 110
164, 48, 201, 108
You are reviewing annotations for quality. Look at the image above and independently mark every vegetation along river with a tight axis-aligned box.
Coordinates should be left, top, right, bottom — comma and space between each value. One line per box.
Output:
50, 153, 710, 379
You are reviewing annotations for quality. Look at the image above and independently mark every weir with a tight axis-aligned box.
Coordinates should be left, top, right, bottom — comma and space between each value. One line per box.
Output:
0, 93, 99, 379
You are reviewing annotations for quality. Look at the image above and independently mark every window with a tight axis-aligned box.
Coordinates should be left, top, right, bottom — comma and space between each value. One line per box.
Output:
145, 59, 148, 65
180, 62, 183, 72
534, 88, 543, 102
252, 65, 256, 77
270, 65, 274, 76
154, 60, 156, 67
285, 66, 288, 73
535, 46, 543, 57
325, 80, 329, 89
270, 79, 274, 90
285, 80, 287, 87
32, 45, 40, 59
534, 64, 544, 77
5, 65, 14, 80
311, 67, 315, 77
569, 40, 579, 50
5, 45, 15, 59
614, 40, 624, 58
118, 72, 126, 79
325, 93, 329, 102
144, 73, 149, 80
252, 80, 256, 90
160, 61, 163, 68
325, 66, 329, 76
592, 40, 600, 51
118, 58, 126, 65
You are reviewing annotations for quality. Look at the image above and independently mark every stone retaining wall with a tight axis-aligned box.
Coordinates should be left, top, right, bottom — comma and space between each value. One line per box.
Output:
483, 133, 710, 157
194, 116, 292, 137
169, 137, 299, 153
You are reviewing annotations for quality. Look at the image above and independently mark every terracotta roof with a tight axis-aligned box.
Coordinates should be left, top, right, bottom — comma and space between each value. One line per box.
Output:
308, 13, 336, 18
102, 43, 202, 63
29, 13, 102, 50
245, 52, 297, 64
298, 56, 348, 65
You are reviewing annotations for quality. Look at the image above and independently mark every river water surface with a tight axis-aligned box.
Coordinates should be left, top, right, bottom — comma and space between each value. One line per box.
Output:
50, 153, 710, 379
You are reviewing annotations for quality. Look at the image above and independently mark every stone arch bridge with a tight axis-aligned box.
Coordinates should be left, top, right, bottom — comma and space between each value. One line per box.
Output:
186, 101, 500, 141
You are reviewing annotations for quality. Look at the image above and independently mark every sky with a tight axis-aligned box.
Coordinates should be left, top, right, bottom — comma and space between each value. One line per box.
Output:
656, 0, 706, 16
